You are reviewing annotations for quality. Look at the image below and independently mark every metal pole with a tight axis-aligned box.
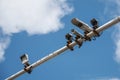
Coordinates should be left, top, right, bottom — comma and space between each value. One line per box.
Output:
87, 16, 120, 38
5, 16, 120, 80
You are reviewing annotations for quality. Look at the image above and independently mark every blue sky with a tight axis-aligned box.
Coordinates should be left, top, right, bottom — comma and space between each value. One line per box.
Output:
0, 0, 120, 80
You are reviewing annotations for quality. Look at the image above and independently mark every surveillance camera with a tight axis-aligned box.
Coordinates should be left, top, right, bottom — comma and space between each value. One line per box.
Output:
71, 29, 83, 38
65, 33, 73, 41
90, 18, 98, 26
20, 54, 29, 66
71, 18, 83, 27
71, 18, 92, 32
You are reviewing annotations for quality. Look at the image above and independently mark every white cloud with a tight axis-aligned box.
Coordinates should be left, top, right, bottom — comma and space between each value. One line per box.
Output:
103, 0, 120, 63
90, 77, 120, 80
99, 77, 120, 80
109, 78, 120, 80
0, 29, 10, 62
0, 0, 73, 35
111, 0, 120, 63
0, 0, 73, 62
115, 34, 120, 63
0, 38, 10, 62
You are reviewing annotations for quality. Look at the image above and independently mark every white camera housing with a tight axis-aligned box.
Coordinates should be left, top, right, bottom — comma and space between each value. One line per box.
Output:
20, 54, 29, 65
71, 18, 93, 32
71, 29, 83, 38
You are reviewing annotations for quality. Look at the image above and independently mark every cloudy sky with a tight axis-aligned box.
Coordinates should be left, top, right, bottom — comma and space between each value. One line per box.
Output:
0, 0, 120, 80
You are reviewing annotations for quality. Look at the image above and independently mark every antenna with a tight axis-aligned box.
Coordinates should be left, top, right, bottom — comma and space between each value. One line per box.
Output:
5, 16, 120, 80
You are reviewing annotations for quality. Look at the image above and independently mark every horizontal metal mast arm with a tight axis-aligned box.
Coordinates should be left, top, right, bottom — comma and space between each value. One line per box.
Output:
87, 16, 120, 38
5, 42, 77, 80
5, 16, 120, 80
